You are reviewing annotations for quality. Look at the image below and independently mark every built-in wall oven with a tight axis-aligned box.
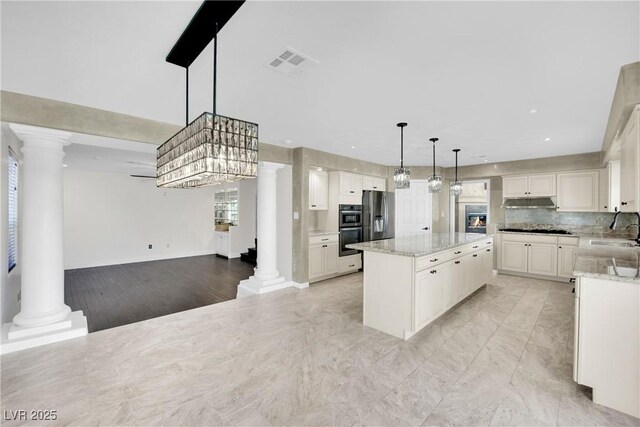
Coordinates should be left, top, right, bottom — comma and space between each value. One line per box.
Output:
339, 205, 363, 256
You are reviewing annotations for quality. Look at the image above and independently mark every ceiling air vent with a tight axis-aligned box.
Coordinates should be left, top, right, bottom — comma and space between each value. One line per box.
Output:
267, 47, 318, 78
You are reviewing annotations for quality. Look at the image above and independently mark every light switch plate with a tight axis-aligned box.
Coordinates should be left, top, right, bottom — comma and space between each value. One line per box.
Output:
293, 211, 299, 220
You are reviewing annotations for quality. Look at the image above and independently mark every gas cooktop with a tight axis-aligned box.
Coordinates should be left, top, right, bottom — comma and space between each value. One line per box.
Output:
499, 228, 573, 235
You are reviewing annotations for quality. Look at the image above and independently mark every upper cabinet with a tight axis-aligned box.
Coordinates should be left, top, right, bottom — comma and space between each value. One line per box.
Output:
503, 174, 556, 197
557, 171, 599, 212
362, 176, 386, 192
599, 161, 620, 212
619, 106, 639, 213
309, 169, 328, 210
338, 172, 363, 197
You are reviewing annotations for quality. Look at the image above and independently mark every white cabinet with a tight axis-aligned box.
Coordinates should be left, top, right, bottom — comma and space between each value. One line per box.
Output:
501, 234, 558, 277
528, 243, 558, 277
558, 245, 578, 278
215, 231, 230, 257
599, 163, 621, 213
339, 172, 363, 197
482, 247, 494, 284
309, 169, 328, 210
309, 241, 338, 281
415, 266, 445, 329
557, 170, 599, 212
449, 256, 466, 305
620, 107, 639, 213
501, 241, 528, 273
362, 176, 386, 192
503, 174, 556, 197
338, 254, 361, 273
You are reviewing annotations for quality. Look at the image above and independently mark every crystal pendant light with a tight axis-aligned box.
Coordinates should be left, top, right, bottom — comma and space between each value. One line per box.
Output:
157, 22, 258, 188
450, 148, 463, 197
427, 138, 443, 193
394, 122, 410, 189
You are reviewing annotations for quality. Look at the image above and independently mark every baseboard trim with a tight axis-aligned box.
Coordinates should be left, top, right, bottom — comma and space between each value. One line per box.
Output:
498, 269, 574, 284
65, 250, 218, 270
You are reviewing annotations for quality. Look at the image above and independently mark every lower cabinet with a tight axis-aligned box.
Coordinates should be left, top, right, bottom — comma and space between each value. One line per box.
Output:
215, 231, 230, 257
309, 242, 339, 281
413, 238, 493, 333
500, 233, 578, 280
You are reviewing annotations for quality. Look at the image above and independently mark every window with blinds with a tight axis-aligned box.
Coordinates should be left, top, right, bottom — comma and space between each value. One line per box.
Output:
8, 147, 18, 273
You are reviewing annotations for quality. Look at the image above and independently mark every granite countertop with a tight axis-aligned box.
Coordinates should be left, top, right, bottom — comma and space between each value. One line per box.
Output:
498, 231, 579, 237
346, 232, 491, 258
309, 230, 339, 237
573, 236, 640, 283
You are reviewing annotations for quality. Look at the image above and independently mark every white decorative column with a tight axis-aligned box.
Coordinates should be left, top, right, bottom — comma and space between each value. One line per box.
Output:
1, 124, 87, 354
237, 161, 291, 297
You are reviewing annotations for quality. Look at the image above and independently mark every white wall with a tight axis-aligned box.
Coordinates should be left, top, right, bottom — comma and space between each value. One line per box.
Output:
1, 131, 23, 324
63, 169, 221, 269
276, 165, 293, 283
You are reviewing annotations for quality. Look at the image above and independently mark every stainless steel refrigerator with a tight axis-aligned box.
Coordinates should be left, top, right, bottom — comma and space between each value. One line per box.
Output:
362, 191, 395, 241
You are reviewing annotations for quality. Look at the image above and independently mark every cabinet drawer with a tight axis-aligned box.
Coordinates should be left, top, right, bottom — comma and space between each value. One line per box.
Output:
466, 241, 484, 252
338, 255, 361, 273
445, 246, 467, 260
309, 234, 338, 245
416, 251, 445, 272
558, 236, 579, 246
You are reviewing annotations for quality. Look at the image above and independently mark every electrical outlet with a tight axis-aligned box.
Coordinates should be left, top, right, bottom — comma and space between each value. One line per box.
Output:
148, 244, 153, 249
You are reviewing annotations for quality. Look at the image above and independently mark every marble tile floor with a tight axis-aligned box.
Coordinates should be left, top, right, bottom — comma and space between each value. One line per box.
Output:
1, 273, 639, 427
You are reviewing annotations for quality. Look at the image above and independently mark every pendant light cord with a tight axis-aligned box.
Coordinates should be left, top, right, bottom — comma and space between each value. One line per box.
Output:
213, 21, 218, 116
432, 141, 436, 178
400, 126, 404, 168
455, 151, 458, 181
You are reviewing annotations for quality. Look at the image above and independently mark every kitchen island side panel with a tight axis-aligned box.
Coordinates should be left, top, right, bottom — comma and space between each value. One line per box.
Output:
363, 251, 414, 339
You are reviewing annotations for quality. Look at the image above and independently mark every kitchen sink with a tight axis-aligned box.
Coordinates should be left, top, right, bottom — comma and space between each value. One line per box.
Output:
589, 240, 638, 248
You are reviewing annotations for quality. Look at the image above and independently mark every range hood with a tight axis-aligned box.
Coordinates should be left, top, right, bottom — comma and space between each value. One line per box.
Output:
502, 197, 556, 209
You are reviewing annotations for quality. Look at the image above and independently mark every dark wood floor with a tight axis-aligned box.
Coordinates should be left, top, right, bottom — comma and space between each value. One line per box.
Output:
64, 255, 254, 333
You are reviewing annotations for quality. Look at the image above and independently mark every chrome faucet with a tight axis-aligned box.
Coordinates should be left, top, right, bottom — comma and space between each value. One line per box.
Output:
609, 211, 640, 245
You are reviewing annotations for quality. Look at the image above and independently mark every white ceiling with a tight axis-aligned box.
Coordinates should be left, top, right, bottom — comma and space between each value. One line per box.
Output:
2, 1, 638, 168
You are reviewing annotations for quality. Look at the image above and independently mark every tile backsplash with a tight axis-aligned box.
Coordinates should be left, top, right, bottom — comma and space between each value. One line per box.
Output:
503, 209, 638, 236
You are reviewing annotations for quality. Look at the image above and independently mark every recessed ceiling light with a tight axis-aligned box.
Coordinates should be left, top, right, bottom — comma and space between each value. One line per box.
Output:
351, 146, 356, 149
529, 109, 538, 114
62, 164, 68, 168
283, 139, 292, 145
483, 159, 488, 162
544, 137, 551, 142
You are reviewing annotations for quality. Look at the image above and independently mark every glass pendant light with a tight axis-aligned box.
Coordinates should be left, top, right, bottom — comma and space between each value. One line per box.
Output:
157, 22, 258, 188
427, 137, 443, 192
450, 148, 463, 197
394, 122, 410, 189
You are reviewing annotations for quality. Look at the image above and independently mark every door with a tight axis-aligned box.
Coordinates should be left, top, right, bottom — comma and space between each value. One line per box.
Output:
528, 243, 558, 276
395, 181, 432, 235
429, 267, 445, 319
309, 169, 328, 210
415, 269, 431, 328
501, 241, 528, 272
309, 245, 324, 279
557, 171, 599, 212
528, 174, 556, 197
443, 262, 455, 310
483, 247, 493, 284
451, 257, 466, 302
470, 252, 483, 292
339, 172, 363, 197
558, 245, 577, 278
503, 176, 528, 197
323, 243, 339, 275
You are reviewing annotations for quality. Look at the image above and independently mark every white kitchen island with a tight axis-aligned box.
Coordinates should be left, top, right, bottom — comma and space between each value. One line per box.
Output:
347, 232, 494, 340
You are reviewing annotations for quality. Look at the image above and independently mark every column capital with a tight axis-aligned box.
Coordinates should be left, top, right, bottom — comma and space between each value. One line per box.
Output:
258, 161, 285, 171
9, 124, 72, 146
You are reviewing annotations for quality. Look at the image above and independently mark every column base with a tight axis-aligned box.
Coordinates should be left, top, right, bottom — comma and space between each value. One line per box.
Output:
0, 311, 88, 355
237, 276, 301, 298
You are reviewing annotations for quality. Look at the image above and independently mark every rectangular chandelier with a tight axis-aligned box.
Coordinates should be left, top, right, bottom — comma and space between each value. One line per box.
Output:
156, 112, 258, 188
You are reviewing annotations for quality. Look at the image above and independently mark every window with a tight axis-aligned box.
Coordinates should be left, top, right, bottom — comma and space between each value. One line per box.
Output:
8, 147, 18, 273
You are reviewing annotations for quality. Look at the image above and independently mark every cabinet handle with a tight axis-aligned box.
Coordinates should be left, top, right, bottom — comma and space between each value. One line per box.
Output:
430, 258, 439, 262
322, 244, 327, 248
473, 246, 479, 249
373, 186, 377, 189
486, 249, 491, 252
473, 254, 478, 257
349, 264, 355, 267
321, 238, 329, 241
350, 191, 355, 194
430, 270, 437, 274
621, 201, 628, 206
454, 261, 461, 264
486, 241, 492, 245
311, 204, 316, 207
454, 251, 462, 254
559, 246, 562, 248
